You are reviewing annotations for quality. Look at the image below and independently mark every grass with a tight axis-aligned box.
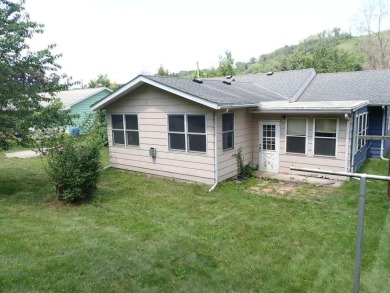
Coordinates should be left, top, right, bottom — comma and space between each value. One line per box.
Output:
0, 148, 389, 292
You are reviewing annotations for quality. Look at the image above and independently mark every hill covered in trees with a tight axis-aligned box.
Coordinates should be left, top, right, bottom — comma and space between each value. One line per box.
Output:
166, 28, 389, 78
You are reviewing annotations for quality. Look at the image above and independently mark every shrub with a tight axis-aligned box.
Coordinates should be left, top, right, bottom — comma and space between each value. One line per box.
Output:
44, 135, 101, 202
233, 147, 257, 178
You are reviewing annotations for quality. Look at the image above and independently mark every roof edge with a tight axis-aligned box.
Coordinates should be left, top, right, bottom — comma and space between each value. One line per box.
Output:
64, 87, 113, 110
92, 75, 219, 110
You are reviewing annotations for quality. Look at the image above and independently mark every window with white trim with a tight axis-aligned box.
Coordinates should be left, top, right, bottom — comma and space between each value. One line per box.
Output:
111, 114, 139, 146
168, 114, 206, 152
286, 118, 306, 154
222, 113, 234, 150
356, 112, 368, 151
314, 118, 337, 157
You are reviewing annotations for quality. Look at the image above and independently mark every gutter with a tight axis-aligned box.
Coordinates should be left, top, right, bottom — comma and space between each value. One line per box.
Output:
209, 112, 219, 192
251, 109, 355, 114
218, 104, 258, 110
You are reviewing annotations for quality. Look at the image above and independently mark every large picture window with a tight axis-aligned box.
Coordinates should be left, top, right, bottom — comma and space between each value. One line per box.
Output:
356, 112, 368, 151
168, 114, 206, 152
286, 118, 306, 154
314, 118, 337, 156
112, 114, 139, 146
222, 113, 234, 150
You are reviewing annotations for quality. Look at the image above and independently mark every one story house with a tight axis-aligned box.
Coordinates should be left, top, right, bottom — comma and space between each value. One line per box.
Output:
54, 87, 112, 134
91, 68, 390, 186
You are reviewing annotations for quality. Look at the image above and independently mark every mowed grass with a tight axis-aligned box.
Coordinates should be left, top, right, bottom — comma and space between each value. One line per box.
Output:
0, 148, 389, 292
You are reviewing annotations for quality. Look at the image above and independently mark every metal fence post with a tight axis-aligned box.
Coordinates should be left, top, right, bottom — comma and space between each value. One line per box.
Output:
353, 175, 367, 293
290, 166, 390, 292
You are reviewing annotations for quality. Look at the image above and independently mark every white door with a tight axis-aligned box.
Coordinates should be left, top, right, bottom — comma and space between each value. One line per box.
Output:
259, 121, 280, 172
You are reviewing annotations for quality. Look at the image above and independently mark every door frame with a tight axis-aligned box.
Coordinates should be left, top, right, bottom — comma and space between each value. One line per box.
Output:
259, 120, 280, 172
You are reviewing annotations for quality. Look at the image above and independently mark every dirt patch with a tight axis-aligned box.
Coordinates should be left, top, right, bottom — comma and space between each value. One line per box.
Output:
247, 178, 335, 202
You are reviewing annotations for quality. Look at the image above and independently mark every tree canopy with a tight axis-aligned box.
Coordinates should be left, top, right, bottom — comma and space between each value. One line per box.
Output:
88, 74, 120, 91
0, 0, 72, 149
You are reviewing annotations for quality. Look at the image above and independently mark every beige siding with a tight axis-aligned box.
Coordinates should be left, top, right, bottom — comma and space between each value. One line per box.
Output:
217, 108, 256, 182
276, 114, 349, 179
105, 83, 352, 184
106, 85, 215, 185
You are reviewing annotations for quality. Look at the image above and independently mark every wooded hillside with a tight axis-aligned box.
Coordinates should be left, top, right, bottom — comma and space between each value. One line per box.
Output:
174, 28, 390, 78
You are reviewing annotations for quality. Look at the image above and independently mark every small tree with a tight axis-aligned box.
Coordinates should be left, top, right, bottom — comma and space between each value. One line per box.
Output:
43, 133, 101, 202
217, 50, 235, 76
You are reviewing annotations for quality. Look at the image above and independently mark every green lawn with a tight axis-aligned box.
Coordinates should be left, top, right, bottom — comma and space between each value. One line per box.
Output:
0, 148, 389, 292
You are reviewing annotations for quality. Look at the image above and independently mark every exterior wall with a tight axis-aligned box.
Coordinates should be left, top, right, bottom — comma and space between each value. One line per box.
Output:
67, 89, 112, 134
367, 106, 382, 158
105, 84, 215, 185
217, 108, 256, 182
255, 113, 350, 180
352, 106, 370, 171
385, 106, 390, 156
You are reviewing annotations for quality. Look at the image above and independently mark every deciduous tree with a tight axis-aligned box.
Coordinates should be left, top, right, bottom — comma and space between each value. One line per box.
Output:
0, 0, 72, 149
357, 0, 390, 69
88, 74, 119, 91
217, 50, 235, 76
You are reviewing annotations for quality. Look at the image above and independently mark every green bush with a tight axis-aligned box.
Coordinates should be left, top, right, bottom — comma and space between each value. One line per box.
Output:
44, 135, 101, 202
232, 147, 257, 178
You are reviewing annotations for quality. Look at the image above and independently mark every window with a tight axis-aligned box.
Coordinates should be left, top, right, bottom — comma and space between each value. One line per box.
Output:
356, 112, 368, 151
314, 119, 337, 156
222, 113, 234, 150
168, 114, 206, 152
111, 114, 139, 146
286, 118, 306, 154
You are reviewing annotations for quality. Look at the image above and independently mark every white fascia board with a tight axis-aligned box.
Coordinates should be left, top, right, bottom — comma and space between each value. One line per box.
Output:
92, 76, 219, 110
253, 100, 370, 114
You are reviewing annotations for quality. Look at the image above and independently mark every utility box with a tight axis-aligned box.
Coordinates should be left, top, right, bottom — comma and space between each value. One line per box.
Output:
149, 147, 157, 157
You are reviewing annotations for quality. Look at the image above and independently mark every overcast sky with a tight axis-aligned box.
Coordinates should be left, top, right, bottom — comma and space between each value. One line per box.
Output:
24, 0, 376, 86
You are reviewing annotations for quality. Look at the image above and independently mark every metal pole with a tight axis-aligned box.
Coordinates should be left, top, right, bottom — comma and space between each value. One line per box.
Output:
353, 175, 367, 293
290, 166, 390, 292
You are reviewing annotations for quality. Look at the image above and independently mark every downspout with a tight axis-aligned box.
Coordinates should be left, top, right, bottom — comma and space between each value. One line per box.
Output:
380, 106, 389, 161
209, 111, 219, 192
344, 113, 351, 172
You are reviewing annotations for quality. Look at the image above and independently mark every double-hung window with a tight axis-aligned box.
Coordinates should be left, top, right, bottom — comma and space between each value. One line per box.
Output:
356, 112, 368, 151
314, 118, 337, 156
168, 114, 206, 152
111, 114, 139, 146
222, 113, 234, 150
286, 118, 306, 154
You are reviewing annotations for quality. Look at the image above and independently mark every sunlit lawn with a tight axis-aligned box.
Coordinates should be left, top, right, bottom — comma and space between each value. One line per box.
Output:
0, 148, 389, 292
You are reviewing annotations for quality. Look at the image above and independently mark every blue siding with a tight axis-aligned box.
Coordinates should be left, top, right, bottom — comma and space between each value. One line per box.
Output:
384, 106, 390, 157
367, 106, 383, 158
67, 89, 111, 133
354, 143, 369, 171
352, 106, 369, 172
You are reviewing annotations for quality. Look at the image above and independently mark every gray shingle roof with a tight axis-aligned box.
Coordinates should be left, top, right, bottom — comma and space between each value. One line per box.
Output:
54, 87, 111, 109
299, 70, 390, 104
146, 68, 315, 107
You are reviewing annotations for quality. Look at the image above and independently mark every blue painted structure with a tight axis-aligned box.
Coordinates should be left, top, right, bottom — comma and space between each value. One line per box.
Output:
367, 106, 383, 158
352, 106, 370, 172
